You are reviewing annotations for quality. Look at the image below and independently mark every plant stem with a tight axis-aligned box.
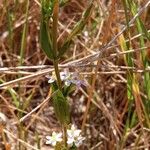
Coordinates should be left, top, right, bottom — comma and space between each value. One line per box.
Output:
52, 0, 62, 90
53, 60, 62, 89
52, 0, 68, 148
63, 125, 68, 148
52, 0, 59, 58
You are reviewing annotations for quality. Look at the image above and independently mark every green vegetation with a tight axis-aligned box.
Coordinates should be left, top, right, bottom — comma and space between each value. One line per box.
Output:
0, 0, 150, 149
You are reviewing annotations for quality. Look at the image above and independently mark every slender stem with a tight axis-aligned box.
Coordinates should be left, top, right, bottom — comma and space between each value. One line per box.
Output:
52, 0, 62, 89
52, 0, 68, 148
52, 0, 59, 58
63, 125, 68, 148
53, 60, 62, 89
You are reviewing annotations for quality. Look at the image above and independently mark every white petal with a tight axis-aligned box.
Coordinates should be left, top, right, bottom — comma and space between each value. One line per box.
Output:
67, 125, 81, 138
56, 136, 62, 142
46, 140, 52, 145
60, 72, 67, 81
56, 132, 62, 138
74, 130, 81, 137
46, 132, 63, 146
52, 132, 57, 136
51, 141, 57, 146
67, 137, 74, 145
65, 80, 71, 86
71, 124, 76, 130
67, 130, 72, 138
46, 136, 52, 140
48, 78, 55, 83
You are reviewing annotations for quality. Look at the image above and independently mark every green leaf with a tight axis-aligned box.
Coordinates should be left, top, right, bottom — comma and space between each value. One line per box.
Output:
138, 19, 150, 40
63, 84, 75, 97
57, 1, 94, 58
51, 81, 59, 92
40, 0, 56, 60
0, 79, 19, 107
52, 90, 70, 125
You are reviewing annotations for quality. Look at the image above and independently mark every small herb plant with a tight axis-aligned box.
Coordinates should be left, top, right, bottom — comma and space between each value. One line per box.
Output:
40, 0, 93, 149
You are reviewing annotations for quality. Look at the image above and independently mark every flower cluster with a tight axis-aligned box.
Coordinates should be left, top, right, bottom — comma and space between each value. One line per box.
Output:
46, 125, 85, 148
47, 70, 86, 87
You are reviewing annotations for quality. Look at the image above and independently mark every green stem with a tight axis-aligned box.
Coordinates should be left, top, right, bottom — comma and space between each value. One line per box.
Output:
52, 0, 68, 148
53, 60, 62, 89
52, 0, 62, 90
52, 1, 58, 58
63, 125, 68, 149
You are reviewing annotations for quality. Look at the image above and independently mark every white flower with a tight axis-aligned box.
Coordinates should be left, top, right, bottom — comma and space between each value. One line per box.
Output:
46, 72, 56, 84
46, 132, 62, 146
67, 125, 85, 147
67, 135, 85, 147
60, 71, 70, 81
61, 71, 86, 87
46, 70, 70, 84
67, 125, 81, 138
47, 70, 86, 87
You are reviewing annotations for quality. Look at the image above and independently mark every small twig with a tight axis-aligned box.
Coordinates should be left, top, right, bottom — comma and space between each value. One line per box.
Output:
0, 69, 53, 89
33, 0, 41, 6
0, 1, 150, 90
90, 142, 103, 150
0, 45, 149, 73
